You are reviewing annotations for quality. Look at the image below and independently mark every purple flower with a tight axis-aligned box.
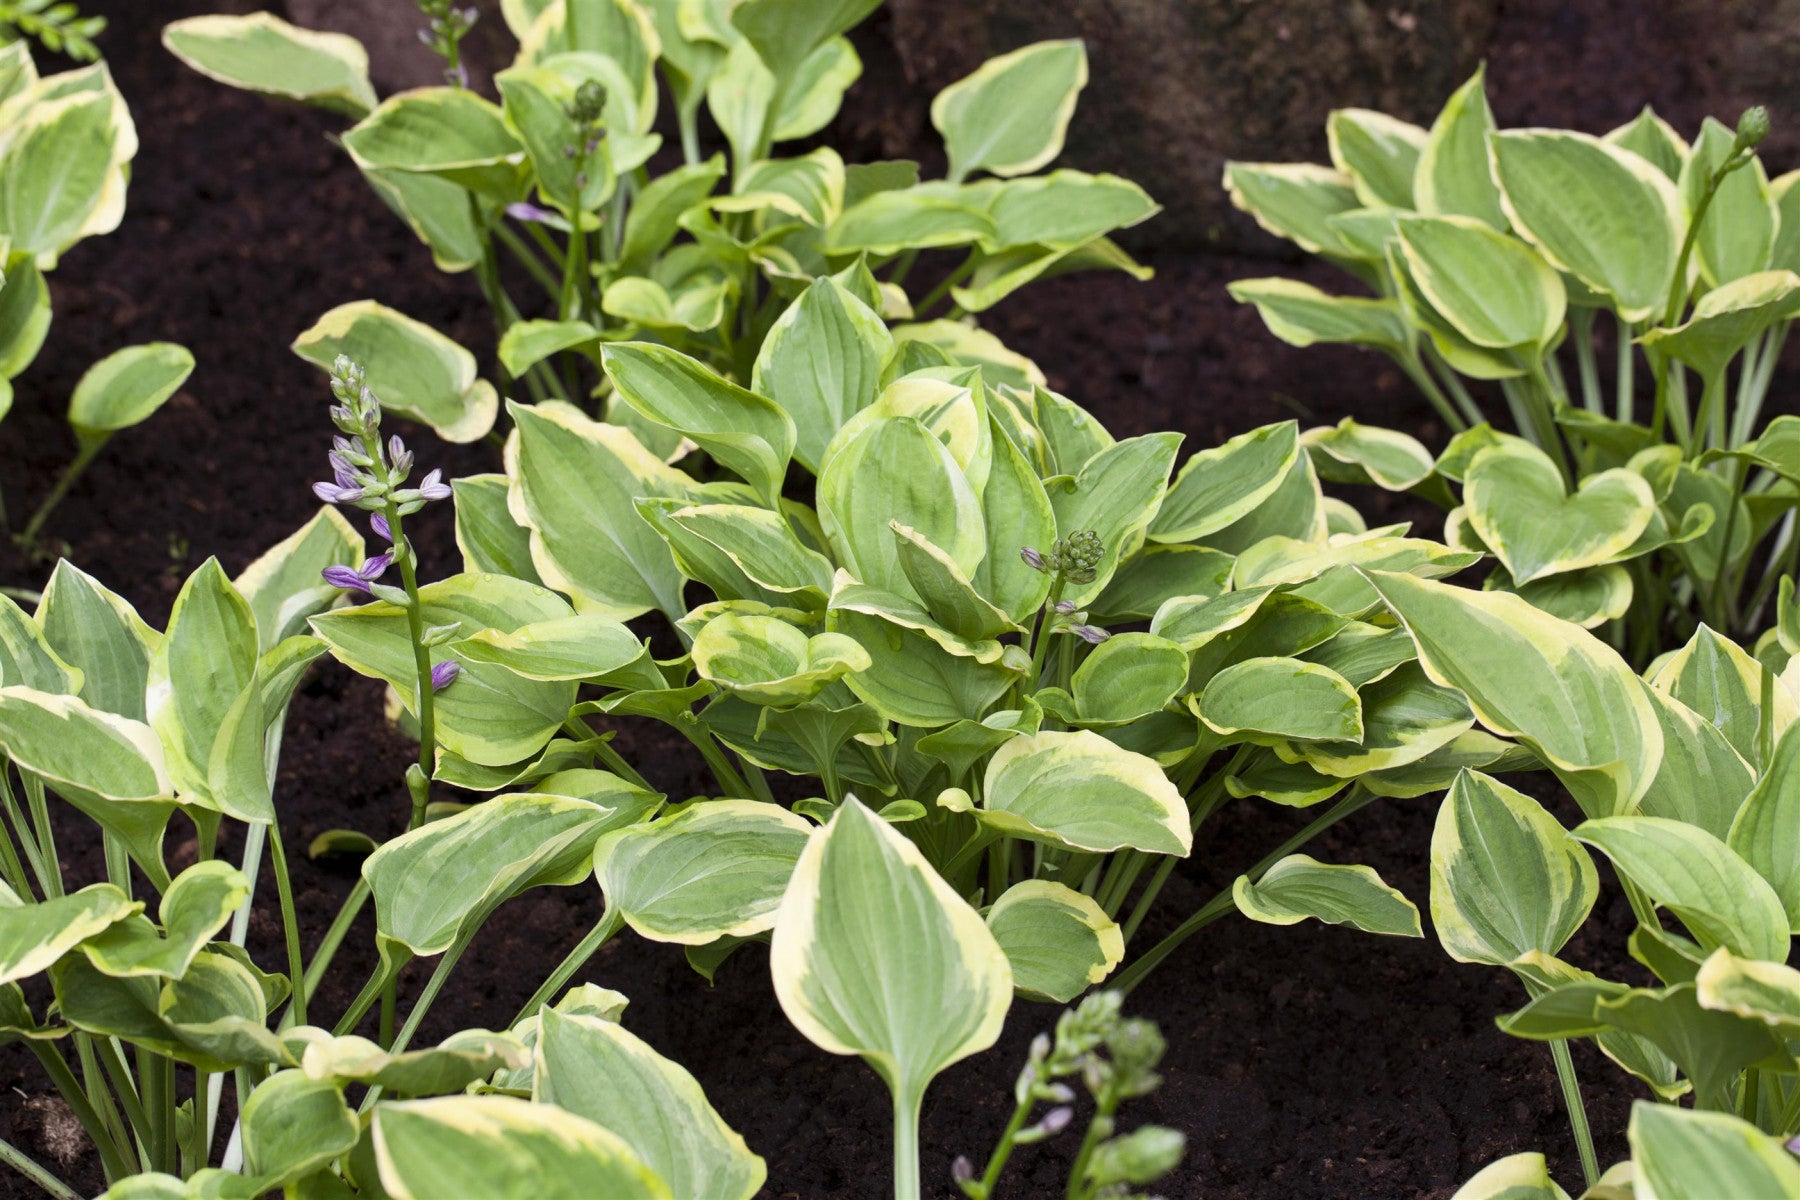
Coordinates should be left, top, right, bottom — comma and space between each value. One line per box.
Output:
320, 552, 395, 594
1053, 599, 1077, 614
430, 660, 461, 691
506, 201, 557, 225
1020, 546, 1046, 571
313, 481, 364, 505
418, 468, 452, 501
1072, 624, 1111, 644
371, 514, 392, 542
1038, 1106, 1073, 1135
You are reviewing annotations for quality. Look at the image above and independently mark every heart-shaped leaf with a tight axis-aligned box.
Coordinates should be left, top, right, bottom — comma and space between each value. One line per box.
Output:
930, 40, 1086, 181
984, 879, 1122, 1003
1464, 443, 1655, 583
981, 730, 1190, 856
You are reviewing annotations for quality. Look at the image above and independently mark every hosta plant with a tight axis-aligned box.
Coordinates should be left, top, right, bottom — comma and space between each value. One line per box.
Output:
1354, 566, 1800, 1193
161, 0, 1158, 451
1228, 71, 1800, 650
0, 39, 193, 553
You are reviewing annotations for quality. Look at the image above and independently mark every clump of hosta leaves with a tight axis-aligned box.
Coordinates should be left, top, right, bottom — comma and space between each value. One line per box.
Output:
1229, 69, 1800, 653
162, 0, 1159, 453
954, 992, 1184, 1200
0, 39, 193, 554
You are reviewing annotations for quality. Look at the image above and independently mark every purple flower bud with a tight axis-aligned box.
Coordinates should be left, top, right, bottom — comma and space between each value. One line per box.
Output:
1054, 599, 1077, 614
507, 201, 557, 225
430, 660, 461, 691
388, 434, 407, 463
321, 564, 372, 593
357, 552, 395, 581
951, 1157, 974, 1184
1072, 624, 1111, 644
418, 468, 452, 501
1044, 1083, 1076, 1103
313, 481, 364, 505
371, 514, 392, 541
1020, 546, 1046, 571
1038, 1106, 1073, 1135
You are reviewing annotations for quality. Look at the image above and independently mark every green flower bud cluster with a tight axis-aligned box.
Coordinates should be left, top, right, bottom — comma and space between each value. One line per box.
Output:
1021, 529, 1106, 585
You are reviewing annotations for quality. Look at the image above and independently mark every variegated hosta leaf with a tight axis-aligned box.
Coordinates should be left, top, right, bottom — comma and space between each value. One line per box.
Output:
1730, 722, 1800, 931
35, 559, 159, 720
1416, 66, 1506, 230
52, 948, 288, 1073
309, 572, 576, 767
293, 301, 498, 443
1448, 1153, 1569, 1200
980, 730, 1190, 856
452, 613, 649, 684
364, 791, 641, 961
1327, 107, 1425, 208
1065, 632, 1186, 726
161, 13, 376, 116
1574, 816, 1790, 963
341, 87, 525, 200
1679, 117, 1778, 288
1497, 564, 1634, 630
1294, 661, 1473, 777
1695, 947, 1800, 1037
641, 500, 836, 612
1489, 129, 1682, 323
1233, 854, 1422, 938
232, 507, 364, 653
1223, 162, 1362, 259
1395, 214, 1564, 351
372, 1095, 672, 1200
1649, 624, 1796, 766
1149, 421, 1299, 544
1225, 279, 1410, 356
752, 276, 892, 474
771, 796, 1011, 1188
1463, 442, 1656, 584
286, 1026, 528, 1096
1430, 770, 1596, 967
78, 860, 247, 979
1054, 433, 1184, 604
827, 603, 1014, 728
1637, 684, 1754, 843
691, 612, 869, 707
240, 1069, 359, 1187
890, 523, 1017, 642
1607, 106, 1688, 180
1194, 657, 1363, 745
535, 1009, 765, 1200
0, 90, 120, 263
0, 595, 84, 699
0, 686, 175, 888
66, 342, 194, 438
455, 473, 543, 583
1303, 418, 1436, 491
1364, 571, 1662, 819
1629, 1101, 1800, 1198
0, 883, 139, 986
1233, 533, 1479, 618
930, 40, 1086, 181
984, 879, 1123, 1003
1639, 270, 1800, 386
593, 799, 813, 945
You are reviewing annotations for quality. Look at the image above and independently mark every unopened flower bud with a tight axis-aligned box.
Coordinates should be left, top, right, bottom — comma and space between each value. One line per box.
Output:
1072, 624, 1111, 644
1020, 546, 1046, 571
430, 660, 461, 691
951, 1156, 974, 1184
1738, 106, 1771, 151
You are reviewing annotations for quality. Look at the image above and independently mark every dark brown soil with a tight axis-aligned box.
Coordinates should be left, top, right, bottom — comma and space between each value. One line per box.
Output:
0, 1, 1780, 1197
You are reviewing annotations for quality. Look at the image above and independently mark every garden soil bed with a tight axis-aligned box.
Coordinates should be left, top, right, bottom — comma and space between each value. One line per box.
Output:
0, 1, 1782, 1196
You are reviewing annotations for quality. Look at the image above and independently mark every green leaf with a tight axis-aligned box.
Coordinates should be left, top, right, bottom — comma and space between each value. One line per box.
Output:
310, 573, 576, 767
1150, 421, 1298, 543
498, 319, 597, 379
1226, 278, 1409, 355
79, 860, 247, 979
594, 798, 811, 945
645, 501, 834, 610
240, 1070, 358, 1186
1490, 130, 1682, 322
1638, 270, 1800, 384
238, 515, 362, 665
1449, 1153, 1569, 1200
365, 791, 636, 960
1695, 947, 1800, 1037
1223, 162, 1362, 258
0, 883, 138, 986
729, 0, 877, 81
1629, 1101, 1800, 1199
602, 342, 795, 508
35, 560, 159, 720
818, 417, 984, 601
890, 523, 1016, 641
985, 879, 1122, 1003
1067, 633, 1186, 725
828, 604, 1013, 727
1195, 657, 1363, 744
980, 170, 1159, 249
453, 474, 543, 584
288, 1027, 529, 1096
931, 40, 1086, 181
372, 1095, 671, 1199
692, 613, 868, 707
0, 248, 49, 381
147, 558, 258, 811
1304, 419, 1437, 491
342, 87, 525, 199
0, 593, 78, 694
1090, 546, 1233, 624
823, 188, 995, 255
1416, 66, 1507, 229
771, 796, 1011, 1166
535, 1009, 765, 1199
1234, 854, 1422, 937
752, 277, 892, 474
66, 342, 193, 437
162, 13, 376, 116
1052, 432, 1184, 603
1634, 685, 1753, 842
508, 401, 694, 621
452, 612, 646, 684
498, 66, 614, 215
1295, 661, 1473, 776
1396, 215, 1565, 350
981, 730, 1190, 856
361, 164, 485, 273
1364, 571, 1662, 819
773, 36, 860, 141
1430, 770, 1596, 966
1326, 108, 1426, 208
1649, 624, 1792, 767
0, 91, 118, 260
1729, 722, 1800, 931
1463, 442, 1656, 583
1606, 107, 1688, 180
1574, 816, 1790, 962
292, 301, 498, 443
1678, 117, 1777, 287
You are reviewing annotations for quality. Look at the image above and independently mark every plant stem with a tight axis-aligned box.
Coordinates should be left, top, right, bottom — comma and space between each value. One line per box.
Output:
1570, 307, 1602, 413
283, 880, 370, 1030
361, 940, 471, 1112
1064, 1096, 1119, 1200
1111, 788, 1376, 993
0, 1135, 80, 1200
1616, 315, 1636, 423
492, 221, 562, 294
892, 1089, 922, 1200
512, 907, 624, 1023
383, 504, 437, 832
23, 776, 59, 898
971, 1090, 1033, 1199
92, 1036, 151, 1159
267, 823, 307, 1027
334, 958, 400, 1038
1534, 995, 1600, 1189
17, 437, 106, 551
680, 722, 752, 797
0, 766, 52, 899
917, 253, 977, 317
30, 1043, 131, 1183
